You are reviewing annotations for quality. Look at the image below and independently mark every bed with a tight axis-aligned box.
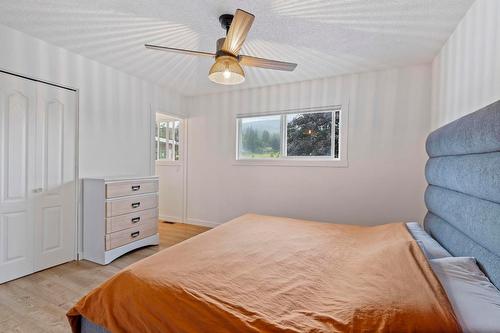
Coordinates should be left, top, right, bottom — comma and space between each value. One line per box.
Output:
68, 100, 500, 333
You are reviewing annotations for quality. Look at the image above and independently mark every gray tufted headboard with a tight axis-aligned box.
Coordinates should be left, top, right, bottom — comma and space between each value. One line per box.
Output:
424, 100, 500, 288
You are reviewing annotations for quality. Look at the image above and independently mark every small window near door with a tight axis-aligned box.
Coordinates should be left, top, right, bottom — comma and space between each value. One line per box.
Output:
155, 116, 180, 161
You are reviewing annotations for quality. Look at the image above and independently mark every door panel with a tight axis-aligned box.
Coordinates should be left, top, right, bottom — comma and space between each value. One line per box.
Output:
0, 73, 36, 283
0, 212, 33, 282
41, 206, 63, 252
45, 100, 64, 189
2, 211, 29, 261
5, 93, 28, 201
34, 83, 76, 271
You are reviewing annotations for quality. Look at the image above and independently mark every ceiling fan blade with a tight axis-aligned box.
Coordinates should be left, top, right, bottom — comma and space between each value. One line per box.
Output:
221, 9, 255, 56
145, 44, 215, 57
239, 55, 297, 71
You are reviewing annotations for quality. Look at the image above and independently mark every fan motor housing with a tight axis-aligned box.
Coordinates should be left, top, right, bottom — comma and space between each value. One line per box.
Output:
219, 14, 234, 33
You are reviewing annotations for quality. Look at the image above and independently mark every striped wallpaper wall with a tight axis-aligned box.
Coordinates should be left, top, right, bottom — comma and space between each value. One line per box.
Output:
185, 64, 432, 226
431, 0, 500, 129
0, 23, 183, 178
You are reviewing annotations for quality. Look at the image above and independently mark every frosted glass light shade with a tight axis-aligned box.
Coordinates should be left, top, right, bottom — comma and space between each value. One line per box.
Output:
208, 56, 245, 85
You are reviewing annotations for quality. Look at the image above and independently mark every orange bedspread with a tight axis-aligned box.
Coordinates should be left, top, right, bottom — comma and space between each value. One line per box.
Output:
68, 214, 461, 333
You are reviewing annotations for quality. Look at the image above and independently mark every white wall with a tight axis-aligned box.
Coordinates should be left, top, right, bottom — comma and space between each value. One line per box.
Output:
185, 64, 431, 226
431, 0, 500, 129
0, 23, 183, 178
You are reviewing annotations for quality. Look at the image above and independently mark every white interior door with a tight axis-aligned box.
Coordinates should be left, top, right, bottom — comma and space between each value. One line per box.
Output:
0, 72, 76, 283
33, 83, 76, 271
155, 114, 185, 223
0, 73, 37, 283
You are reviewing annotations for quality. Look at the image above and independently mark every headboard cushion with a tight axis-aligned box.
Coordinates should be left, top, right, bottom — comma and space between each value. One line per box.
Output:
425, 213, 500, 287
425, 153, 500, 203
425, 186, 500, 255
426, 100, 500, 157
424, 100, 500, 289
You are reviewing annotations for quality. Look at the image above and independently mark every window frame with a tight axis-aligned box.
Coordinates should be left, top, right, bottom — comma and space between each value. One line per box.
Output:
234, 105, 348, 167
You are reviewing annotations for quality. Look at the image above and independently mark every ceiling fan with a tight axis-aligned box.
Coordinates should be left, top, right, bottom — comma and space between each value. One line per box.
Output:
145, 9, 297, 85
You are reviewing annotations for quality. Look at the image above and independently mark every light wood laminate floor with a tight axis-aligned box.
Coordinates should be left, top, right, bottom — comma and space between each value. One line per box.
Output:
0, 222, 210, 333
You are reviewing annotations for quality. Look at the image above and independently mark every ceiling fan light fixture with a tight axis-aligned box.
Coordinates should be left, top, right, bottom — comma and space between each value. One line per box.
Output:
146, 9, 297, 87
208, 56, 245, 85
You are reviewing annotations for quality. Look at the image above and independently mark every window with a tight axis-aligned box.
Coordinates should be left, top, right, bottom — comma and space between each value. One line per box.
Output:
155, 116, 180, 161
237, 107, 342, 162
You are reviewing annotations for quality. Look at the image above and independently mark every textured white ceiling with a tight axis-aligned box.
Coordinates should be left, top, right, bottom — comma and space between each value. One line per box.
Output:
0, 0, 474, 96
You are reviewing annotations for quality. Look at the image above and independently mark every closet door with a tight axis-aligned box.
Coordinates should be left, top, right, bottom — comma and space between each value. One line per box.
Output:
0, 73, 37, 283
33, 81, 76, 271
0, 72, 76, 283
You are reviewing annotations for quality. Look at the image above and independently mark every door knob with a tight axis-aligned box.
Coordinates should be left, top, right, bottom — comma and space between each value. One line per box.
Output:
32, 188, 43, 193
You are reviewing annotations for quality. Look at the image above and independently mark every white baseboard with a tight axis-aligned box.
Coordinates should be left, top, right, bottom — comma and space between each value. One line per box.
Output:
159, 214, 183, 223
186, 218, 221, 228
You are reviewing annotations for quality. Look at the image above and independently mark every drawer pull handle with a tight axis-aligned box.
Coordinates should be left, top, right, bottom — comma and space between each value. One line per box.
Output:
131, 217, 141, 223
131, 231, 140, 238
131, 202, 141, 209
131, 185, 141, 191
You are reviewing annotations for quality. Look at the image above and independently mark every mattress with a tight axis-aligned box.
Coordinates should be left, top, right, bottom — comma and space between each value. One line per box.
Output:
81, 317, 109, 333
70, 214, 459, 333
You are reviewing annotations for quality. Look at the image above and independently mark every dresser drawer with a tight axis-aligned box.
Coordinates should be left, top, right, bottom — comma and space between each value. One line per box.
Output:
106, 208, 158, 234
106, 193, 158, 217
105, 220, 158, 250
106, 179, 158, 199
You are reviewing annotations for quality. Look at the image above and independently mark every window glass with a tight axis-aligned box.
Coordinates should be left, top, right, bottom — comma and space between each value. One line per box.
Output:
174, 121, 180, 160
158, 122, 167, 159
155, 122, 158, 160
239, 115, 281, 159
159, 121, 167, 140
286, 111, 332, 157
168, 121, 174, 160
334, 111, 340, 159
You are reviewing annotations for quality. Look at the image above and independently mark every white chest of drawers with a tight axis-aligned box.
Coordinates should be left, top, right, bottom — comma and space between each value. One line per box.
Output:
82, 177, 160, 265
